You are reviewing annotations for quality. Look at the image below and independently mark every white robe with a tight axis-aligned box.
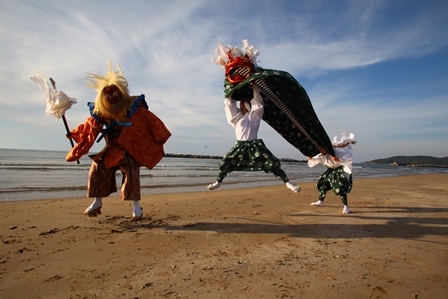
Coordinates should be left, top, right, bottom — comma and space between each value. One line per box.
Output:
224, 84, 264, 142
308, 133, 355, 179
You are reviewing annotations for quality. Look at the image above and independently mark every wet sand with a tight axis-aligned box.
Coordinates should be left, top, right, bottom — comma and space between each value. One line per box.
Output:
1, 174, 447, 298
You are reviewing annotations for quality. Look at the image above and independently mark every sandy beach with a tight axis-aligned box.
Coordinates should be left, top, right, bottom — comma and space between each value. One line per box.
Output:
1, 174, 447, 298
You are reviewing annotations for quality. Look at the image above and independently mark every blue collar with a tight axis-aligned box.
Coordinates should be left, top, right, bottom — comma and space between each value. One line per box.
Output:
87, 94, 146, 143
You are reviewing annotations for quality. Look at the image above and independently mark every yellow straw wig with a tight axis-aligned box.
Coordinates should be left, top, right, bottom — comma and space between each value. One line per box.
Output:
86, 61, 131, 115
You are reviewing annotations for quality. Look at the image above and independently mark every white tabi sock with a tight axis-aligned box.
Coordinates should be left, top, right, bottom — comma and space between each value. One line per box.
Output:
286, 181, 301, 193
133, 201, 142, 217
207, 181, 222, 190
85, 197, 102, 212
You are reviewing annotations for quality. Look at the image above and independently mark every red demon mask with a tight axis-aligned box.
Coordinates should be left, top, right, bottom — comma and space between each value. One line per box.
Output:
225, 52, 255, 84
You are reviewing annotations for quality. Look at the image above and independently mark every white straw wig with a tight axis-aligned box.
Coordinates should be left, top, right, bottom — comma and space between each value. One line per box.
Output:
212, 39, 259, 69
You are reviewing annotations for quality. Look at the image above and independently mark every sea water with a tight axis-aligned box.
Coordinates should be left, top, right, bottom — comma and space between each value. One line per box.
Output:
0, 148, 446, 201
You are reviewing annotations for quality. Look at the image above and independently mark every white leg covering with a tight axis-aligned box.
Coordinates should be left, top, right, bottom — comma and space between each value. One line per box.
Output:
85, 197, 103, 213
133, 201, 142, 217
207, 181, 222, 190
286, 181, 301, 193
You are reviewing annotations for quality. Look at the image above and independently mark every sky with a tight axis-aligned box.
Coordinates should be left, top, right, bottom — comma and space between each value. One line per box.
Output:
1, 0, 447, 163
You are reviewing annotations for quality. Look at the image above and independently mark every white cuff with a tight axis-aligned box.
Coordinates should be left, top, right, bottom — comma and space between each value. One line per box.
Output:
224, 97, 235, 106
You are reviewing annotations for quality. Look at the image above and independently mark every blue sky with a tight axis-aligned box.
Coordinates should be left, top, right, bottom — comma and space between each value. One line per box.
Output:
1, 0, 447, 162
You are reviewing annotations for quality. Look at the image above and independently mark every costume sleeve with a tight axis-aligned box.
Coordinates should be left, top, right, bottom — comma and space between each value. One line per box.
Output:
249, 84, 264, 122
332, 133, 355, 174
333, 148, 353, 174
149, 111, 171, 146
118, 108, 171, 169
66, 117, 103, 162
307, 153, 325, 168
308, 153, 339, 168
250, 84, 263, 107
224, 96, 242, 127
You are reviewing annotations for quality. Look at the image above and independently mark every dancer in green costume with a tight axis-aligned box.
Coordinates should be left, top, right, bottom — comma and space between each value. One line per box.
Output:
207, 83, 300, 193
215, 40, 335, 159
208, 40, 335, 191
308, 133, 356, 214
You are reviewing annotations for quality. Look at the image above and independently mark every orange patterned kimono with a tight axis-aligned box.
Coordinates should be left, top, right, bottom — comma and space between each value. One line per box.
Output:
66, 95, 171, 200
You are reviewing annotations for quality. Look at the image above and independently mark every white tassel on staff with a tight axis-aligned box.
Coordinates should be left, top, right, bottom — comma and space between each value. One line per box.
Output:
31, 70, 77, 120
31, 70, 79, 163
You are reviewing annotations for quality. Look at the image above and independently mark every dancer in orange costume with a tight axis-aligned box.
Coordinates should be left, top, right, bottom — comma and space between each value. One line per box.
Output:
66, 61, 171, 220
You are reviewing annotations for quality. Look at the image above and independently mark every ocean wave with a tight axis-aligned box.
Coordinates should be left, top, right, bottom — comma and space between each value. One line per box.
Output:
1, 149, 447, 201
0, 185, 87, 194
0, 167, 88, 172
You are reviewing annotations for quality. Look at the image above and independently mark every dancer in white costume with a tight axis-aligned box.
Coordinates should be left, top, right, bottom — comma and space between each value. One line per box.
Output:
308, 133, 356, 214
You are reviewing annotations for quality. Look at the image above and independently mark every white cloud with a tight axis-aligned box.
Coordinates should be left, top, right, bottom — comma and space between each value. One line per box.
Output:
0, 0, 447, 161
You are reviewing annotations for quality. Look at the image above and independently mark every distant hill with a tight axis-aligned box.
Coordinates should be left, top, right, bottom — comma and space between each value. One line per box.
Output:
365, 156, 448, 168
